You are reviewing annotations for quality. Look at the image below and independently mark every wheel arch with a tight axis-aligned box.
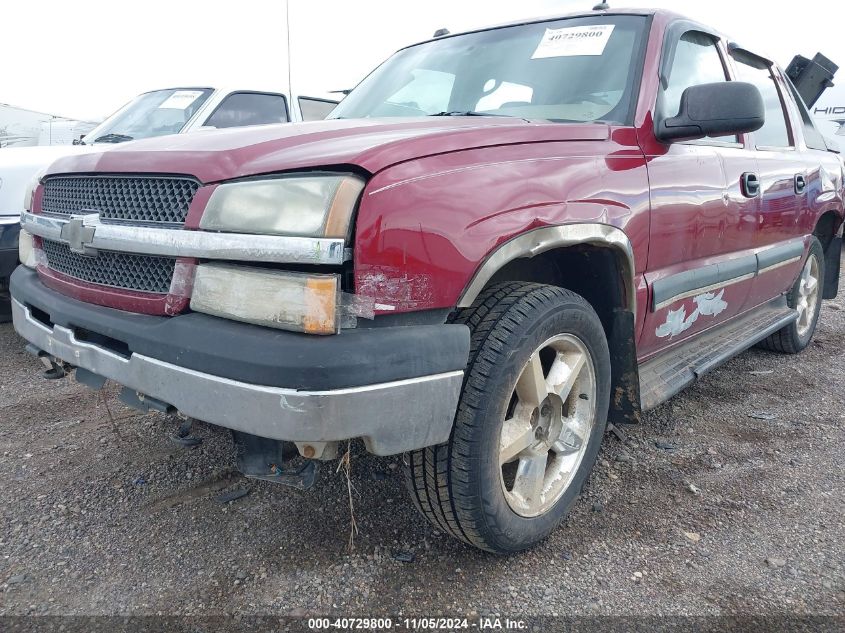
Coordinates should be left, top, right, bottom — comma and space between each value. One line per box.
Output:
813, 209, 842, 249
813, 209, 843, 300
455, 224, 642, 425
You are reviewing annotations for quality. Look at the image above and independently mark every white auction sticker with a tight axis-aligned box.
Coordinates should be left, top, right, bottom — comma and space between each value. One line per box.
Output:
158, 90, 204, 110
532, 24, 615, 58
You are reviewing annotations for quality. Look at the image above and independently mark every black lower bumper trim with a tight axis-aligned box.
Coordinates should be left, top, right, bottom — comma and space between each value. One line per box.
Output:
0, 220, 20, 280
0, 250, 17, 281
10, 266, 470, 390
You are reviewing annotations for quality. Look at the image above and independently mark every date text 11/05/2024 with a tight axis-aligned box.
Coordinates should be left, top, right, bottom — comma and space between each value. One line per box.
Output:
306, 617, 527, 630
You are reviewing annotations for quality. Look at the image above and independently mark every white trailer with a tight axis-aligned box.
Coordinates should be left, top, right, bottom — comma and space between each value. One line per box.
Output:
0, 103, 97, 148
812, 83, 845, 140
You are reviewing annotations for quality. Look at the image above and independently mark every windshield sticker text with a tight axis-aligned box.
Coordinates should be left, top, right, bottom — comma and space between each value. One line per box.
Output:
531, 24, 615, 59
158, 90, 204, 110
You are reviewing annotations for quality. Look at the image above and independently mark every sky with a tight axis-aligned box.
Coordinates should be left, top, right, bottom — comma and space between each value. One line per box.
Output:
2, 0, 844, 122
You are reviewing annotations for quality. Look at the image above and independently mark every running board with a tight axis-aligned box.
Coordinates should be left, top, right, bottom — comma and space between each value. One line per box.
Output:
639, 297, 797, 411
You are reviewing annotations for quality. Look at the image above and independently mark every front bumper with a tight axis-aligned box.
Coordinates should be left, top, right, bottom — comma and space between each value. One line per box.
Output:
10, 268, 469, 455
0, 216, 20, 280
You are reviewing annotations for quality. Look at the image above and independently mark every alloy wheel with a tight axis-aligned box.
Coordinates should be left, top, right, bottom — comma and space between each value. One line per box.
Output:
795, 253, 820, 338
499, 333, 597, 518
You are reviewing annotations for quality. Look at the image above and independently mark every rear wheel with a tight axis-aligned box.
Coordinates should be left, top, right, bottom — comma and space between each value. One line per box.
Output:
757, 237, 824, 354
404, 282, 610, 553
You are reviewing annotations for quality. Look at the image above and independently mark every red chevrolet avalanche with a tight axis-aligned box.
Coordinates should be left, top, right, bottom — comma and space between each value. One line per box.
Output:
11, 8, 844, 552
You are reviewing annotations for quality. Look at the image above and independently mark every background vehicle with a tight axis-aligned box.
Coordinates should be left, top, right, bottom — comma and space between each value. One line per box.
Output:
0, 103, 97, 148
9, 8, 845, 553
812, 83, 845, 142
0, 86, 337, 320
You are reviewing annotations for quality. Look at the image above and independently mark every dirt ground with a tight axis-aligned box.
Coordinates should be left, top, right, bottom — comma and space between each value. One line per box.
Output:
0, 263, 843, 625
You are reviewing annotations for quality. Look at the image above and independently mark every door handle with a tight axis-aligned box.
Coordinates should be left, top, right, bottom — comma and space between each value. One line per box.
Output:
794, 174, 807, 194
741, 172, 760, 198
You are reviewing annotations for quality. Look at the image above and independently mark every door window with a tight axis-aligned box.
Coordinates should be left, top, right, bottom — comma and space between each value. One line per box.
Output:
662, 32, 728, 116
733, 56, 792, 148
204, 92, 289, 129
660, 31, 734, 142
784, 77, 827, 150
298, 97, 338, 121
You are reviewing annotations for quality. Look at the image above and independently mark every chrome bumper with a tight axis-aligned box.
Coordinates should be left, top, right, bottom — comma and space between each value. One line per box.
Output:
11, 299, 463, 455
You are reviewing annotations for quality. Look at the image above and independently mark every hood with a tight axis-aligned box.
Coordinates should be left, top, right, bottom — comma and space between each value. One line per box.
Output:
0, 145, 102, 215
45, 118, 611, 184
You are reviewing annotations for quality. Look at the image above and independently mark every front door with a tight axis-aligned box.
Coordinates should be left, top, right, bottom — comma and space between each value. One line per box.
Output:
638, 29, 758, 359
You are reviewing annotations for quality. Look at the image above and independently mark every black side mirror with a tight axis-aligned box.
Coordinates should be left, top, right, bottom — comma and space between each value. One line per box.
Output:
656, 81, 765, 142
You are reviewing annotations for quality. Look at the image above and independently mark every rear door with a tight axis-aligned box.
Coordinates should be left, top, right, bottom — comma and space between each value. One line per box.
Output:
639, 28, 758, 358
729, 52, 807, 306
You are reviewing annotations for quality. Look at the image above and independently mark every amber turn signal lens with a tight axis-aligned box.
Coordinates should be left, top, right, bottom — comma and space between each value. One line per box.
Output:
304, 276, 339, 334
190, 263, 339, 335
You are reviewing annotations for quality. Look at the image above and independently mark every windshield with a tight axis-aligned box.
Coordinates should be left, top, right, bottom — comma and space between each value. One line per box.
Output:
330, 15, 647, 124
84, 88, 214, 143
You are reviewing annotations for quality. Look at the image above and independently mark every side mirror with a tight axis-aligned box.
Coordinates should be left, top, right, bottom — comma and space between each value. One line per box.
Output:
656, 81, 765, 142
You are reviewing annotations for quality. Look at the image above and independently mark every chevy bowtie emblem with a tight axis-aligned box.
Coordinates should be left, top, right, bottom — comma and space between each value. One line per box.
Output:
61, 214, 98, 256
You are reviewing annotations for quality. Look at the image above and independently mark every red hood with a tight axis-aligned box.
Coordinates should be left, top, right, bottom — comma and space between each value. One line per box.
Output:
44, 118, 610, 183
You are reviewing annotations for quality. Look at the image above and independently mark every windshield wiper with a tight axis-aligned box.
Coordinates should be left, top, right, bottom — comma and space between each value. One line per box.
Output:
429, 110, 507, 117
93, 133, 134, 143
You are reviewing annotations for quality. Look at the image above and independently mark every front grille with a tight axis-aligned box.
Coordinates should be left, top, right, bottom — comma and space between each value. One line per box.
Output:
41, 175, 200, 225
42, 240, 175, 294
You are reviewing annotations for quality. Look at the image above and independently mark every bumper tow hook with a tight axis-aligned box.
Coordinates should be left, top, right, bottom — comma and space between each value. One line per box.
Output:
232, 430, 319, 490
25, 344, 66, 380
249, 461, 319, 491
170, 418, 204, 448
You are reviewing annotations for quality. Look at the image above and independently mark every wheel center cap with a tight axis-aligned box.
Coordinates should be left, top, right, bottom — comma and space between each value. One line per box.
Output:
533, 398, 559, 448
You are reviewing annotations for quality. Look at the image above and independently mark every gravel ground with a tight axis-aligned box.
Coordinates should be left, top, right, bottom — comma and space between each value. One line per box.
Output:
0, 264, 843, 624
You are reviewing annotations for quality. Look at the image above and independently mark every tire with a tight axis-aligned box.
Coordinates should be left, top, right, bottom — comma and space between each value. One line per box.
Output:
0, 282, 10, 324
757, 237, 825, 354
404, 282, 611, 553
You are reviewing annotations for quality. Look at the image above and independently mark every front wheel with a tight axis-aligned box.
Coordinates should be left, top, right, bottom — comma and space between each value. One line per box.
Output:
404, 282, 611, 553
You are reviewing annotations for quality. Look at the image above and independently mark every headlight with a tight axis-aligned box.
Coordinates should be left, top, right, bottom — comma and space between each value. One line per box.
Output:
199, 173, 365, 238
23, 171, 44, 212
190, 263, 339, 335
19, 230, 45, 269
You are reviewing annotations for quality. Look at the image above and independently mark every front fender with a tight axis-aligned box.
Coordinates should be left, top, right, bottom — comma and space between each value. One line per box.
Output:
352, 139, 650, 315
